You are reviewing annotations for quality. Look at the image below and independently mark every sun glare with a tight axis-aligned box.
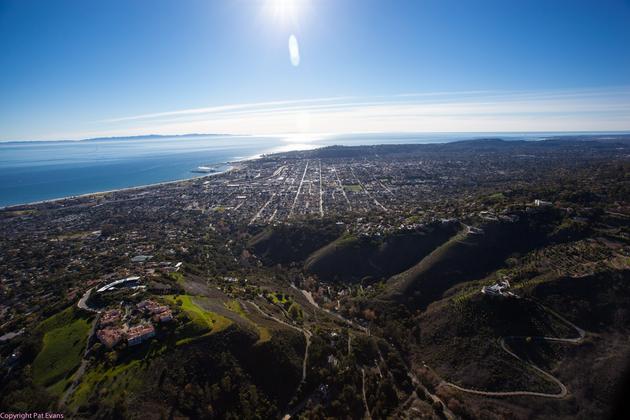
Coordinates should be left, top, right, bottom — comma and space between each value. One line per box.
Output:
264, 0, 306, 26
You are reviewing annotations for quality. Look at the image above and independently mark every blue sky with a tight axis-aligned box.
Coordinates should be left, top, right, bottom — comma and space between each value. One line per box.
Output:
1, 0, 629, 140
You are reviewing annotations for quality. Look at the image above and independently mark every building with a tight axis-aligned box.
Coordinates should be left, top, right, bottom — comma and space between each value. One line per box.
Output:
131, 255, 153, 263
467, 225, 484, 235
481, 279, 515, 297
137, 300, 173, 322
97, 276, 141, 293
99, 309, 121, 327
97, 327, 124, 349
153, 309, 173, 323
127, 324, 156, 346
534, 199, 552, 207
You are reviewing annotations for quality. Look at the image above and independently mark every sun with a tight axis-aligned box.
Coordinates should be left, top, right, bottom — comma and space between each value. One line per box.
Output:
263, 0, 307, 26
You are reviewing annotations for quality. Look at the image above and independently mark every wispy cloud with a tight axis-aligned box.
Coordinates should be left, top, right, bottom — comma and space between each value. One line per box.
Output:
99, 96, 354, 123
53, 87, 630, 140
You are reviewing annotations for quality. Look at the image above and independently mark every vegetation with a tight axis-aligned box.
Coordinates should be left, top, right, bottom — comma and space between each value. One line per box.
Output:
342, 184, 362, 192
225, 299, 271, 343
248, 221, 343, 265
305, 222, 459, 283
164, 295, 232, 344
169, 271, 185, 286
32, 307, 92, 388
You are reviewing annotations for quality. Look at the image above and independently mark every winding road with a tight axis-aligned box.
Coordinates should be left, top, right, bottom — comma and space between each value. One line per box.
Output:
77, 287, 101, 313
440, 298, 586, 399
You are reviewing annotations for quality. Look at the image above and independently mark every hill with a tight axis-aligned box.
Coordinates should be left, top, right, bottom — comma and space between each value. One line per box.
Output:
304, 221, 460, 283
385, 211, 560, 309
248, 221, 343, 266
409, 268, 630, 419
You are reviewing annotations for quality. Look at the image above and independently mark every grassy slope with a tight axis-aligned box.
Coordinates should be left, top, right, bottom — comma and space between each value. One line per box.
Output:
385, 218, 551, 309
70, 325, 302, 417
305, 223, 459, 282
385, 230, 467, 303
225, 299, 271, 343
248, 222, 342, 265
164, 295, 232, 345
32, 307, 92, 389
68, 359, 143, 411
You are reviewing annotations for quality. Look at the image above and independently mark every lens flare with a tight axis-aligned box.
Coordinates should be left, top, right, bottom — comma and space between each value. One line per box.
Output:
289, 34, 300, 66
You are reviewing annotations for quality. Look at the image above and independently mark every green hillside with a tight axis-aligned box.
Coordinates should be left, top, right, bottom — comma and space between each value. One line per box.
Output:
385, 215, 555, 309
248, 221, 343, 265
304, 221, 460, 283
33, 307, 92, 388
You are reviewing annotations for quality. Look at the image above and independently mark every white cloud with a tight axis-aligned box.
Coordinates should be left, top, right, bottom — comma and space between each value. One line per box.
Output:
23, 87, 630, 140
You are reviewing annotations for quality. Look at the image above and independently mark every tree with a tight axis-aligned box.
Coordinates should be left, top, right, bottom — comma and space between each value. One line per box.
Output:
288, 303, 303, 321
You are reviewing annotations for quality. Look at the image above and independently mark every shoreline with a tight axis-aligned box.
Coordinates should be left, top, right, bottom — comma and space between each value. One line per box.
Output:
2, 132, 628, 210
0, 162, 243, 211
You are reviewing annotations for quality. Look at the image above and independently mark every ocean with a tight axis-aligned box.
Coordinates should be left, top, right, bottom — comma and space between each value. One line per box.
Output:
0, 132, 621, 208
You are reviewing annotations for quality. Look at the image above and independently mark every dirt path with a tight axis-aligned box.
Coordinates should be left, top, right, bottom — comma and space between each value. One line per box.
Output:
249, 301, 315, 420
248, 301, 311, 382
404, 362, 456, 419
297, 287, 369, 333
59, 315, 99, 409
362, 368, 373, 420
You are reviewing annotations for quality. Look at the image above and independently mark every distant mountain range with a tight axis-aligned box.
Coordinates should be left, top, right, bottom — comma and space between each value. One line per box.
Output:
0, 133, 234, 144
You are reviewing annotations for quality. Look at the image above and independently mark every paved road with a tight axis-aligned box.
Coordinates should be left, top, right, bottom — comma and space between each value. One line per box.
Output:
318, 160, 324, 218
288, 160, 309, 219
249, 192, 276, 225
332, 165, 352, 210
77, 287, 101, 313
350, 166, 388, 212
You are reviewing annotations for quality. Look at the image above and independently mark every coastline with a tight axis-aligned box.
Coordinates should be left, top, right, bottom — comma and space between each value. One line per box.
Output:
0, 162, 243, 211
3, 131, 628, 210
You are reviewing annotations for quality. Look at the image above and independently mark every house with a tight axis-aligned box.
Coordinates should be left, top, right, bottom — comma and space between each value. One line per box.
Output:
97, 327, 124, 349
467, 225, 484, 235
137, 300, 172, 322
99, 309, 121, 327
127, 324, 156, 346
534, 199, 552, 207
153, 309, 173, 323
481, 279, 515, 297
